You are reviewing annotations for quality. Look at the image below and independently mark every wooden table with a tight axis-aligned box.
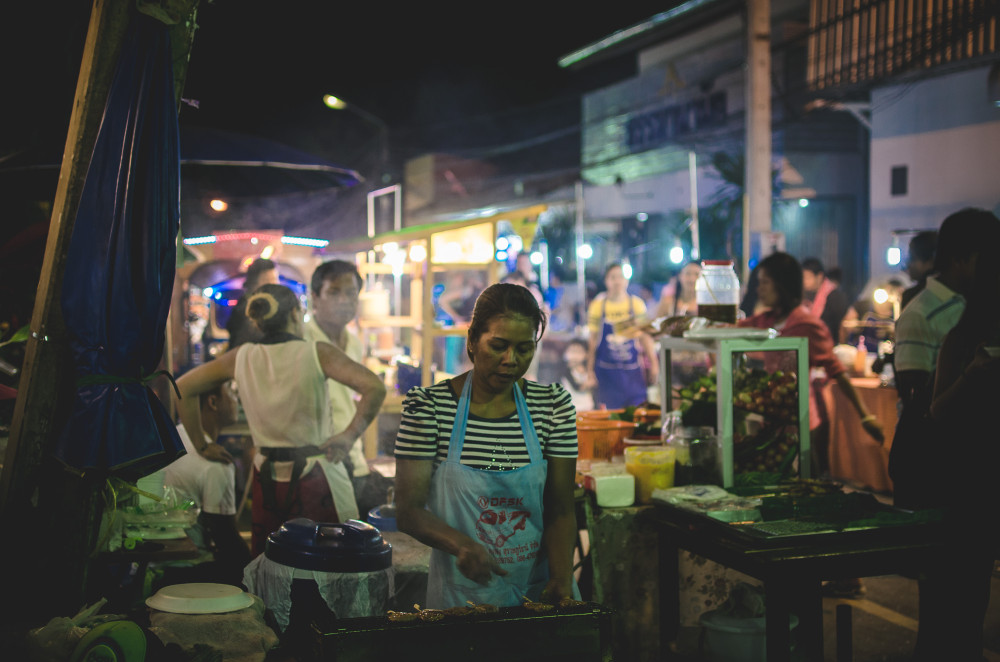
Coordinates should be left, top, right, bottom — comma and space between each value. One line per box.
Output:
651, 502, 943, 662
822, 378, 898, 493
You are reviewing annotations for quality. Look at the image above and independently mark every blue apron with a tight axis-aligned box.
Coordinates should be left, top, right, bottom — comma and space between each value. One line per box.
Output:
594, 296, 647, 409
425, 374, 552, 609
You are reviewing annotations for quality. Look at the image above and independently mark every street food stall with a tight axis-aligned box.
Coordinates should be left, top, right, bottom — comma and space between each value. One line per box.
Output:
329, 204, 549, 458
568, 320, 942, 660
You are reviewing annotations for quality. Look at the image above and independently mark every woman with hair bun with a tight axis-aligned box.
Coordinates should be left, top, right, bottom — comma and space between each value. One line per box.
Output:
177, 283, 387, 556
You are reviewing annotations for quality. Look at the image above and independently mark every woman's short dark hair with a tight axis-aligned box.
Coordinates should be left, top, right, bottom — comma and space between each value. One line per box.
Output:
603, 262, 623, 278
245, 283, 300, 337
758, 252, 804, 314
466, 282, 547, 361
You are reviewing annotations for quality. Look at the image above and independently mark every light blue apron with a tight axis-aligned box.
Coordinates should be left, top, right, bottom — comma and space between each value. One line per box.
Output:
425, 373, 553, 609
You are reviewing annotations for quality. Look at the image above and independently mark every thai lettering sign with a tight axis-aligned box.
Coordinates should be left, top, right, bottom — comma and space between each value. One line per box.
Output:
625, 91, 727, 153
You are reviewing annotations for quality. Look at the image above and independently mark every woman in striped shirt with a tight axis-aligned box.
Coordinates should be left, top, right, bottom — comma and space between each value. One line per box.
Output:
395, 282, 580, 609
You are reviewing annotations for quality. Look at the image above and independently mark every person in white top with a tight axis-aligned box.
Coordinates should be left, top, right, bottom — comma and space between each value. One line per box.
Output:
163, 380, 250, 579
303, 260, 380, 516
176, 284, 386, 557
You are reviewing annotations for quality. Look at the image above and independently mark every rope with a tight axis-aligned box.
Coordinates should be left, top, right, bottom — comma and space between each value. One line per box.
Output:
76, 368, 182, 399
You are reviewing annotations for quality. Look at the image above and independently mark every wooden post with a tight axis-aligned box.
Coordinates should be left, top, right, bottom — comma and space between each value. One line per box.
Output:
0, 0, 201, 620
0, 0, 132, 516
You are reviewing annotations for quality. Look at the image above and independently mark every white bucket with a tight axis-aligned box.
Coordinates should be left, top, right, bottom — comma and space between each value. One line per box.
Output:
700, 609, 799, 662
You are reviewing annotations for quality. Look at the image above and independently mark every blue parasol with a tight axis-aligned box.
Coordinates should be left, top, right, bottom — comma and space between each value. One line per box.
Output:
52, 13, 185, 480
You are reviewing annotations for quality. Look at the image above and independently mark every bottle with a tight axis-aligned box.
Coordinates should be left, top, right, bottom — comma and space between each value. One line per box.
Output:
695, 260, 741, 324
853, 336, 867, 375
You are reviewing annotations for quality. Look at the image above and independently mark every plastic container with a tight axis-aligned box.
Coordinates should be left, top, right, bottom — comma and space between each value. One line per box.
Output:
577, 419, 636, 460
624, 445, 676, 503
367, 505, 397, 532
700, 609, 799, 662
252, 518, 394, 640
576, 408, 625, 421
696, 260, 741, 324
265, 518, 392, 572
583, 463, 636, 508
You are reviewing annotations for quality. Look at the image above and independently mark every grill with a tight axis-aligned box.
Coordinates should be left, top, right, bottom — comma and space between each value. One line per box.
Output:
305, 604, 615, 662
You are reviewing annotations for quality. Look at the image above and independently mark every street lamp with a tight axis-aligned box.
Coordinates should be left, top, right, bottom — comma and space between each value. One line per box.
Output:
322, 94, 389, 185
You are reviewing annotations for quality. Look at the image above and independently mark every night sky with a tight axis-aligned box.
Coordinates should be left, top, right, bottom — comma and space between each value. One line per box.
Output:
1, 2, 668, 171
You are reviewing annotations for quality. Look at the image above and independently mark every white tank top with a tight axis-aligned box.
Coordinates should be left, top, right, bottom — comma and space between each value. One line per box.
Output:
234, 339, 332, 449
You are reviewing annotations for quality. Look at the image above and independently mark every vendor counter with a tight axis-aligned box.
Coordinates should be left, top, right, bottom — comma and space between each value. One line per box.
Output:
822, 378, 898, 493
579, 486, 945, 662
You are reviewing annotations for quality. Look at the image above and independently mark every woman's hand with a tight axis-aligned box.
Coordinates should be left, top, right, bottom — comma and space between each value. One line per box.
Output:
583, 371, 597, 390
456, 541, 507, 585
539, 577, 573, 604
199, 443, 233, 464
321, 432, 355, 463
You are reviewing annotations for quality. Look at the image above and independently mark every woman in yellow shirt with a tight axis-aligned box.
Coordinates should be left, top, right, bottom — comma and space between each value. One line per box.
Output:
584, 263, 658, 408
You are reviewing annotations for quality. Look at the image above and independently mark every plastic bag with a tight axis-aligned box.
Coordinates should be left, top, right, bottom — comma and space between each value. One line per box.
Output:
25, 599, 125, 662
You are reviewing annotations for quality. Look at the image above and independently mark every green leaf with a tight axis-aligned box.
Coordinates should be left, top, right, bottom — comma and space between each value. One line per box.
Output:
0, 325, 30, 349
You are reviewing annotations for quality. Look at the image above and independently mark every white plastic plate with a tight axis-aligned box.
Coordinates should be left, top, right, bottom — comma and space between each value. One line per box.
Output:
146, 582, 254, 614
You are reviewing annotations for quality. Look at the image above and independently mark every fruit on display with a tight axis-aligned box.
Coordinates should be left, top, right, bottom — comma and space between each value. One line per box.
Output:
673, 364, 802, 479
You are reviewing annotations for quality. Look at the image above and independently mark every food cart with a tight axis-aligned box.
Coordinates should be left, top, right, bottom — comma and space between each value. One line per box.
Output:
328, 204, 548, 457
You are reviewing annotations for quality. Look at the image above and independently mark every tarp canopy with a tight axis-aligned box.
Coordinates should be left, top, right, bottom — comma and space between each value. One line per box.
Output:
0, 126, 362, 200
52, 12, 185, 480
178, 125, 362, 197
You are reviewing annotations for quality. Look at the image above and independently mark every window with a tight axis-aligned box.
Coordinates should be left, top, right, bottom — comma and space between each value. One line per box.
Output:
891, 166, 908, 197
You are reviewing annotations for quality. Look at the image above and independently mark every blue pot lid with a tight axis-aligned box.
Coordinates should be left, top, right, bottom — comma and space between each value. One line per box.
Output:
265, 518, 392, 572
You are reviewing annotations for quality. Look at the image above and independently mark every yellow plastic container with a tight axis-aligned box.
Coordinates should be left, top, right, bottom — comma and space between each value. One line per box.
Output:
625, 446, 676, 504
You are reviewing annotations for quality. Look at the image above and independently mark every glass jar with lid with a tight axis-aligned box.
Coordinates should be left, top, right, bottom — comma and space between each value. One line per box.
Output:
695, 260, 741, 324
665, 426, 721, 486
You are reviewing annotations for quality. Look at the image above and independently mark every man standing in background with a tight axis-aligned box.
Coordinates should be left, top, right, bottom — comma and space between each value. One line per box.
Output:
304, 259, 381, 518
900, 230, 937, 310
801, 257, 848, 341
226, 258, 280, 348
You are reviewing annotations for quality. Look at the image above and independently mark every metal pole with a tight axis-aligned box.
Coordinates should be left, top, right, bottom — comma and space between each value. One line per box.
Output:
688, 151, 701, 260
575, 181, 587, 333
746, 0, 772, 275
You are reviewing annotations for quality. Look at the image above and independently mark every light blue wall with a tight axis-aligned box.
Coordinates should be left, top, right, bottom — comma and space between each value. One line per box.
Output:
872, 67, 999, 138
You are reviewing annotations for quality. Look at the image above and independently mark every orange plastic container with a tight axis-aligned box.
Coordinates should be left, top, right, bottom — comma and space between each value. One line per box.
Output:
576, 419, 636, 460
576, 408, 625, 421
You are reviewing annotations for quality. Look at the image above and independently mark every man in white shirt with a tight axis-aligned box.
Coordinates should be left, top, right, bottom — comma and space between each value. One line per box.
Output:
164, 381, 250, 581
303, 260, 382, 517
